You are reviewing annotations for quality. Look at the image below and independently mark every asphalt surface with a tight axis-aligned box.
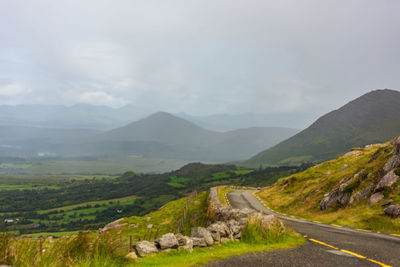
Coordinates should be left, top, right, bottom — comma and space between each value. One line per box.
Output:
207, 190, 400, 267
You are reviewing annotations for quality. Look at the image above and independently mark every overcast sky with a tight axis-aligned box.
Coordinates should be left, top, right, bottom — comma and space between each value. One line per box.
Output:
0, 0, 399, 116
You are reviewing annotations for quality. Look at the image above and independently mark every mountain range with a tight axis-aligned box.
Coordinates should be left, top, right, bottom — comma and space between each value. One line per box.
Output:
245, 89, 400, 166
0, 112, 299, 162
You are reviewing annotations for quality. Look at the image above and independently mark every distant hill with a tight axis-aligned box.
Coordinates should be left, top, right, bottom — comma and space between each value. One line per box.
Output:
245, 89, 400, 166
0, 112, 298, 162
91, 112, 299, 161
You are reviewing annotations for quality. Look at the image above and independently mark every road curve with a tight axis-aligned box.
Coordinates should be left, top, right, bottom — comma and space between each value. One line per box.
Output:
207, 190, 400, 267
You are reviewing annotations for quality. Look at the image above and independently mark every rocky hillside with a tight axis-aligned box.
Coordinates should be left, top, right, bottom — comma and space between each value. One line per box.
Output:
246, 89, 400, 166
259, 135, 400, 233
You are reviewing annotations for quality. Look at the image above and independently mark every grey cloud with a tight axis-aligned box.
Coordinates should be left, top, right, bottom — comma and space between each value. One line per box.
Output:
0, 0, 399, 116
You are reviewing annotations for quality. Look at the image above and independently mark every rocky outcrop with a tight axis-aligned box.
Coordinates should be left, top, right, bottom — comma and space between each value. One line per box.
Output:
383, 136, 400, 173
135, 241, 158, 257
125, 251, 138, 260
375, 170, 399, 191
384, 205, 400, 218
320, 171, 363, 210
99, 218, 126, 232
155, 233, 179, 250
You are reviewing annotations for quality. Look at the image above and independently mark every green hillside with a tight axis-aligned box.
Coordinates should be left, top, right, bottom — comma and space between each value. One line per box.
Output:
258, 135, 400, 234
246, 89, 400, 166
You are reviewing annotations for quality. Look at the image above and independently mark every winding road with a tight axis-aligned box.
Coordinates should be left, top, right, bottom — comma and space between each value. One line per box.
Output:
207, 190, 400, 267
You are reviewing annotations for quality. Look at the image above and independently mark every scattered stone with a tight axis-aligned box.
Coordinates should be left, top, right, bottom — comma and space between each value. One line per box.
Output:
191, 227, 213, 246
99, 218, 124, 232
130, 223, 139, 228
147, 224, 153, 229
144, 217, 151, 222
384, 205, 400, 218
135, 241, 158, 257
368, 192, 384, 205
125, 251, 138, 260
381, 200, 393, 207
191, 237, 207, 247
155, 233, 179, 250
340, 164, 349, 171
375, 170, 399, 191
324, 171, 332, 175
343, 151, 362, 157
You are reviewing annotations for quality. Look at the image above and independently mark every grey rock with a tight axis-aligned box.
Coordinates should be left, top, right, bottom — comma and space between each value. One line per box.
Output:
375, 170, 399, 191
155, 233, 179, 250
99, 218, 124, 232
381, 199, 393, 207
175, 233, 186, 246
207, 221, 231, 238
135, 241, 158, 257
349, 184, 374, 205
147, 224, 153, 229
191, 237, 207, 247
368, 192, 384, 205
191, 227, 214, 246
227, 219, 242, 235
384, 205, 400, 218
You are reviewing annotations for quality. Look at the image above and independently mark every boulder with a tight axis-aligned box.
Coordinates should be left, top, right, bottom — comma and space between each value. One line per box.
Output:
145, 217, 152, 222
175, 233, 187, 246
155, 233, 179, 250
375, 170, 399, 191
340, 164, 349, 171
384, 205, 400, 218
368, 192, 384, 205
191, 237, 207, 247
180, 236, 194, 252
125, 251, 138, 260
100, 218, 124, 232
249, 213, 278, 229
135, 241, 158, 257
227, 219, 242, 236
382, 136, 400, 173
191, 227, 213, 246
147, 224, 153, 229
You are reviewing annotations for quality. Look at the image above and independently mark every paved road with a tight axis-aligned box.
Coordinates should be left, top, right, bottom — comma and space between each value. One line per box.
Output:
207, 190, 400, 267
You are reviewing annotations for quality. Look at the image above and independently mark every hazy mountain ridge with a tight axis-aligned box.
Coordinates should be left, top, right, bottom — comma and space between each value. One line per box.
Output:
0, 111, 299, 162
246, 89, 400, 166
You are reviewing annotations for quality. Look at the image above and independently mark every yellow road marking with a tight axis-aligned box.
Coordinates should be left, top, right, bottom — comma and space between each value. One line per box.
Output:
330, 224, 342, 228
340, 249, 366, 259
356, 229, 372, 232
309, 238, 338, 250
303, 235, 308, 237
367, 258, 391, 267
391, 234, 400, 237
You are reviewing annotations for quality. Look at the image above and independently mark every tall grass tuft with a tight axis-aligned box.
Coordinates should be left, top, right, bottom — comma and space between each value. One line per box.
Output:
241, 217, 287, 244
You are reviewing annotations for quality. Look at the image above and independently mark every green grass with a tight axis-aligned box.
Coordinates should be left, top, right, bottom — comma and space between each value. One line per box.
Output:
259, 143, 400, 234
232, 169, 254, 175
38, 195, 138, 214
21, 231, 82, 238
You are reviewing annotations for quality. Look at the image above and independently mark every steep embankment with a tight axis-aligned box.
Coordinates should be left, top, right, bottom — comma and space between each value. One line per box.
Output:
246, 89, 400, 166
259, 135, 400, 234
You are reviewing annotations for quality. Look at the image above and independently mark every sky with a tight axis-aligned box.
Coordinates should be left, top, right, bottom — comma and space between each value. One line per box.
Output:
0, 0, 399, 117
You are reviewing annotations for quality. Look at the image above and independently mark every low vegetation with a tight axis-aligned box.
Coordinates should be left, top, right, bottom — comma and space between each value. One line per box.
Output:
258, 141, 400, 234
0, 162, 309, 234
0, 191, 304, 267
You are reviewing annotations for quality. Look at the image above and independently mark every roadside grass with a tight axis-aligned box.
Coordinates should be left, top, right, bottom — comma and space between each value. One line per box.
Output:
21, 231, 82, 238
258, 143, 400, 234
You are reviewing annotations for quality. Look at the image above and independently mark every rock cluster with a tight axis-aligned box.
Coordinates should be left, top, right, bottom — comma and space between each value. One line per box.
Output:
320, 136, 400, 217
125, 186, 284, 260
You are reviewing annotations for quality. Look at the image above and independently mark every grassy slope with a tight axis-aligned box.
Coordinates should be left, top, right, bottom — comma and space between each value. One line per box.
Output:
3, 190, 305, 266
246, 89, 400, 166
258, 142, 400, 234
